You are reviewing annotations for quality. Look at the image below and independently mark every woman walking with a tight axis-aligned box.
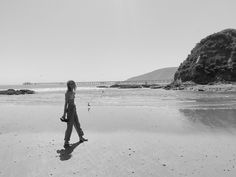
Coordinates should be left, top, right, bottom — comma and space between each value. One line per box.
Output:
61, 80, 87, 148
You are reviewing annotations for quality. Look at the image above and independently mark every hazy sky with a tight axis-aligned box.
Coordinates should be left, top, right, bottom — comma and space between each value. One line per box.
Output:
1, 0, 236, 84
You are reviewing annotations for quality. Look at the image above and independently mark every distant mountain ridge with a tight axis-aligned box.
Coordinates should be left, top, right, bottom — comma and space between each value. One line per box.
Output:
126, 67, 178, 81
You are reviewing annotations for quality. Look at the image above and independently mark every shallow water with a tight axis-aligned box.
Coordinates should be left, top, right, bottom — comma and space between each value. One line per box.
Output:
0, 87, 236, 134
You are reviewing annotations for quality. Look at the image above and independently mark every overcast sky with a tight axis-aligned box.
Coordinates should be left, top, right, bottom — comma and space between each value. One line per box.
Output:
1, 0, 236, 84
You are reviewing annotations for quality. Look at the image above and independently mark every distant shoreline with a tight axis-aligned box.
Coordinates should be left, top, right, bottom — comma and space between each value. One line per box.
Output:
98, 81, 236, 92
164, 81, 236, 92
2, 81, 236, 93
184, 83, 236, 92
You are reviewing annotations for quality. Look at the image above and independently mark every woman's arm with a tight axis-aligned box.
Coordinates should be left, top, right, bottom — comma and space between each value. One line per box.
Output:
62, 93, 68, 118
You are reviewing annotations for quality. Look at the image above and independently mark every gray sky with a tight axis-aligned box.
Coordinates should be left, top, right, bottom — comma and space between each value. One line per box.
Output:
1, 0, 236, 84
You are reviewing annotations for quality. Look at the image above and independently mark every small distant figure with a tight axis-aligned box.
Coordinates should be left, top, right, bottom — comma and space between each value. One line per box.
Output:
60, 80, 88, 148
101, 90, 104, 97
88, 102, 91, 107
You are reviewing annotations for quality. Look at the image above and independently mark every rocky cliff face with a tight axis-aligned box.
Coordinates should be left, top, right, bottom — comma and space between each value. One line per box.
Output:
174, 29, 236, 84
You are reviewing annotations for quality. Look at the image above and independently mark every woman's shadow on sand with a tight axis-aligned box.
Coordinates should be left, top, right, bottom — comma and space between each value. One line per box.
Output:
56, 141, 82, 161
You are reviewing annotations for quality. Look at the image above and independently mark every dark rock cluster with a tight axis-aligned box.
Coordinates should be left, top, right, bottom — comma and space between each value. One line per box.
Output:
110, 84, 142, 89
174, 29, 236, 84
108, 83, 164, 89
0, 89, 35, 95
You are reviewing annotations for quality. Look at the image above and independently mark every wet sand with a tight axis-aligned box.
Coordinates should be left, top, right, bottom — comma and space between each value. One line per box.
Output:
1, 104, 236, 177
185, 83, 236, 92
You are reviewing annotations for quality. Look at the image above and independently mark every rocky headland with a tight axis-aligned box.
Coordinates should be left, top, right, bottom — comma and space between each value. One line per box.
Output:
165, 29, 236, 92
101, 29, 236, 92
174, 29, 236, 84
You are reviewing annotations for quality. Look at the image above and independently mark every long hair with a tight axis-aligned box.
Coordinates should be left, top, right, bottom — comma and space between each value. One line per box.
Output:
67, 80, 76, 92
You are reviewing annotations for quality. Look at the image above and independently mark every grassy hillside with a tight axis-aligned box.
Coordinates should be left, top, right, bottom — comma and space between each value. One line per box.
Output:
127, 67, 178, 81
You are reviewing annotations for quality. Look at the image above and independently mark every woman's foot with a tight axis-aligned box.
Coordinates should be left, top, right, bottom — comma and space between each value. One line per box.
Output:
63, 143, 71, 148
79, 137, 88, 143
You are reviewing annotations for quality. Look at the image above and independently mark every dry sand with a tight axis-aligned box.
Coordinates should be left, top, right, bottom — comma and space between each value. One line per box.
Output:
1, 105, 236, 177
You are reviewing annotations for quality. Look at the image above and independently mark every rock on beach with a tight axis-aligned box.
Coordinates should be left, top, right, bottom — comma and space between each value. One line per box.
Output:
0, 89, 35, 95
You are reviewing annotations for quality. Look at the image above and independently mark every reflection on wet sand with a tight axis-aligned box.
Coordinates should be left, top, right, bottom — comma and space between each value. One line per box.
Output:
179, 109, 236, 130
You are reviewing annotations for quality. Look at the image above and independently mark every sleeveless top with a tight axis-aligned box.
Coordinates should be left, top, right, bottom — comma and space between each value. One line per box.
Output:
66, 91, 75, 105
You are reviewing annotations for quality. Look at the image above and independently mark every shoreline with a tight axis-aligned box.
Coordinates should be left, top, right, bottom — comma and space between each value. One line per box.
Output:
106, 82, 236, 92
1, 81, 236, 94
164, 82, 236, 92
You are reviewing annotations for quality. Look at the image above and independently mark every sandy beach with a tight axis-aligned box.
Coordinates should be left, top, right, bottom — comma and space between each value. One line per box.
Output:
2, 130, 236, 177
0, 89, 236, 177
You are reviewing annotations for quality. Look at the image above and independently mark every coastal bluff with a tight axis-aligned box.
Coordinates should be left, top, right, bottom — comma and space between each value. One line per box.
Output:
174, 29, 236, 84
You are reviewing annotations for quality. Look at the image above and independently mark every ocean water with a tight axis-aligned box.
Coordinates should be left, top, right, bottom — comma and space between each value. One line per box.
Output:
0, 84, 236, 134
0, 84, 236, 108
